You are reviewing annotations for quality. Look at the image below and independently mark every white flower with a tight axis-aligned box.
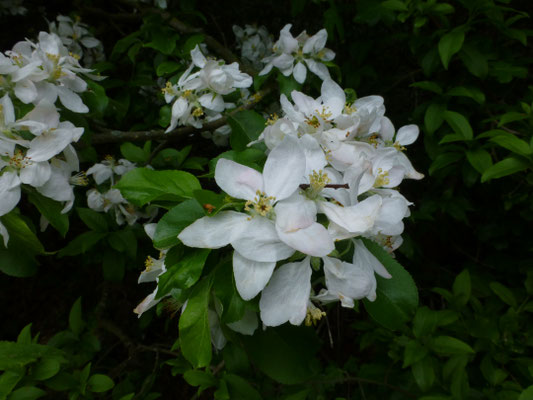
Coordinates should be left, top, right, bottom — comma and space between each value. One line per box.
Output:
86, 157, 135, 185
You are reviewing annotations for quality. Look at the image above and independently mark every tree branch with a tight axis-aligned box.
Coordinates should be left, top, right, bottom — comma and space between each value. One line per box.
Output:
89, 87, 271, 145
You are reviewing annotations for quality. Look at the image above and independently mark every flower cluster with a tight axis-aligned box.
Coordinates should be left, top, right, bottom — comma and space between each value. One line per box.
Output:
48, 15, 105, 66
162, 45, 252, 132
86, 157, 156, 226
176, 78, 422, 327
0, 31, 99, 246
233, 24, 273, 70
259, 24, 335, 84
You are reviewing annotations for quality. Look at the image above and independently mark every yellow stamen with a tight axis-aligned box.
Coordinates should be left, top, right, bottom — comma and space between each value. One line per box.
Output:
305, 305, 326, 326
266, 113, 279, 126
244, 190, 275, 217
374, 168, 390, 187
192, 107, 204, 117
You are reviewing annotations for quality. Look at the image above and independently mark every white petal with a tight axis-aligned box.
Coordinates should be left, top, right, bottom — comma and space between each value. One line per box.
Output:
190, 45, 207, 68
321, 79, 345, 117
0, 171, 21, 216
263, 135, 306, 201
198, 93, 225, 112
227, 308, 258, 335
353, 239, 391, 279
231, 217, 294, 262
320, 195, 382, 234
305, 59, 330, 81
0, 94, 15, 125
208, 309, 227, 350
259, 257, 312, 326
26, 129, 74, 162
233, 251, 275, 300
0, 220, 9, 247
275, 193, 316, 232
276, 222, 334, 257
19, 161, 51, 187
14, 80, 37, 104
57, 86, 88, 113
299, 134, 326, 175
396, 125, 419, 146
379, 116, 395, 141
178, 211, 249, 249
302, 29, 327, 54
293, 62, 307, 84
215, 158, 263, 201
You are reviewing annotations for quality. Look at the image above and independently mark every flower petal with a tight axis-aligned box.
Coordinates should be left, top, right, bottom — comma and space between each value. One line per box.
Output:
293, 61, 307, 84
178, 211, 249, 249
277, 222, 335, 257
259, 257, 312, 326
0, 171, 21, 216
233, 251, 276, 300
215, 158, 263, 201
396, 124, 419, 146
320, 194, 382, 234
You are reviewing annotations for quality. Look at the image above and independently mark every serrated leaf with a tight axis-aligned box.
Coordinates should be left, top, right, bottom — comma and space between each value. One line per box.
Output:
228, 110, 266, 151
489, 134, 531, 156
466, 149, 492, 174
156, 61, 181, 76
153, 199, 205, 249
459, 44, 488, 78
403, 340, 428, 368
69, 297, 84, 335
76, 208, 108, 232
362, 239, 418, 330
115, 168, 201, 206
0, 213, 44, 254
8, 386, 46, 400
428, 152, 463, 175
489, 282, 517, 307
452, 269, 470, 306
87, 374, 114, 393
58, 231, 107, 257
429, 336, 474, 355
28, 192, 69, 237
425, 103, 446, 134
446, 86, 485, 104
438, 31, 465, 69
120, 142, 149, 163
410, 81, 442, 94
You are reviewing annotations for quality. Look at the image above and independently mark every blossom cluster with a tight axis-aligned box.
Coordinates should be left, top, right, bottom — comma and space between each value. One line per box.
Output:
49, 15, 105, 66
162, 45, 252, 132
259, 24, 335, 84
176, 78, 423, 328
233, 24, 273, 70
0, 31, 97, 246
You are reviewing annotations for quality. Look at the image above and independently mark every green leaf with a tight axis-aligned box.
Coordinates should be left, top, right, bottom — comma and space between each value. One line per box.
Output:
69, 297, 85, 336
0, 213, 44, 254
481, 157, 530, 182
489, 282, 517, 308
85, 80, 109, 115
412, 356, 435, 391
214, 262, 246, 323
439, 133, 466, 144
429, 336, 474, 355
466, 149, 492, 174
8, 386, 46, 400
183, 370, 216, 390
27, 192, 69, 237
87, 374, 114, 393
452, 269, 470, 306
224, 374, 262, 400
403, 340, 428, 368
115, 168, 201, 206
145, 29, 179, 55
242, 325, 320, 384
276, 74, 302, 99
157, 248, 210, 298
110, 32, 141, 59
362, 239, 419, 330
0, 370, 22, 397
228, 110, 266, 151
519, 386, 533, 400
179, 277, 213, 368
0, 342, 64, 370
459, 44, 488, 79
382, 0, 408, 11
438, 30, 465, 69
446, 86, 485, 104
489, 134, 531, 157
108, 230, 137, 259
156, 61, 181, 76
410, 81, 442, 94
76, 208, 108, 232
0, 247, 37, 277
444, 111, 473, 140
209, 148, 266, 175
153, 199, 205, 248
413, 307, 439, 338
32, 358, 60, 381
58, 231, 107, 257
16, 324, 32, 345
120, 142, 150, 163
498, 111, 528, 127
424, 103, 446, 135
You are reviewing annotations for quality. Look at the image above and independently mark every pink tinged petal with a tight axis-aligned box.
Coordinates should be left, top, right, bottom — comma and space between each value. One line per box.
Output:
190, 45, 207, 68
14, 80, 37, 104
133, 290, 161, 317
19, 161, 51, 187
276, 222, 334, 257
321, 256, 375, 307
293, 62, 307, 84
305, 59, 330, 81
233, 251, 276, 300
263, 135, 306, 201
320, 194, 382, 234
302, 29, 328, 54
396, 124, 419, 146
231, 217, 295, 262
275, 193, 316, 232
259, 257, 312, 326
215, 158, 263, 201
178, 211, 249, 249
227, 309, 258, 335
379, 116, 395, 141
0, 220, 9, 247
321, 79, 345, 117
56, 86, 88, 113
353, 239, 391, 279
0, 171, 21, 216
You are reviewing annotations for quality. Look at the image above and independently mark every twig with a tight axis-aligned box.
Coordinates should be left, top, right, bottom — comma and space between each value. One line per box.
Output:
89, 87, 271, 145
300, 183, 349, 190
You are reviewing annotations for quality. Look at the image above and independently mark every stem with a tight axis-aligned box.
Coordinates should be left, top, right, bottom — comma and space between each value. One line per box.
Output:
299, 183, 349, 189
